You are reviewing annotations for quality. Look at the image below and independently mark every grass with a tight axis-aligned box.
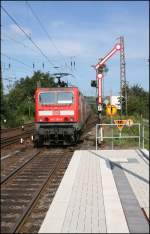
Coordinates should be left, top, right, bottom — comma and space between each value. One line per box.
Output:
99, 114, 149, 150
142, 124, 149, 150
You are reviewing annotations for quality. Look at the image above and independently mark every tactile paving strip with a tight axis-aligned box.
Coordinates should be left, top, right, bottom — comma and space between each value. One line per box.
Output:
110, 161, 149, 233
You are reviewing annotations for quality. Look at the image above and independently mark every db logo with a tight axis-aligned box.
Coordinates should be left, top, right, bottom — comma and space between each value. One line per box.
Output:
53, 110, 60, 115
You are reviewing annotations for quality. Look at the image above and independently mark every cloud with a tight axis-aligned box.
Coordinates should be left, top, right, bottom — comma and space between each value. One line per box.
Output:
2, 7, 148, 69
9, 24, 32, 37
50, 20, 65, 28
2, 19, 148, 65
36, 38, 86, 57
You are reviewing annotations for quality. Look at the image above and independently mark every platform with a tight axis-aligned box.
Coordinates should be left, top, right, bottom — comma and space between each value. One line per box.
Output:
39, 149, 149, 233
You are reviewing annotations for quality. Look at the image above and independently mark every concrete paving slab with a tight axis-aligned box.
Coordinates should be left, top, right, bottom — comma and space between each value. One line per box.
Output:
39, 149, 149, 233
39, 151, 81, 233
100, 158, 129, 233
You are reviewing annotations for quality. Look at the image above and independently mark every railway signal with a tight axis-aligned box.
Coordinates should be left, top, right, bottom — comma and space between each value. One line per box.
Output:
106, 105, 117, 117
92, 42, 121, 120
98, 64, 106, 73
91, 80, 97, 87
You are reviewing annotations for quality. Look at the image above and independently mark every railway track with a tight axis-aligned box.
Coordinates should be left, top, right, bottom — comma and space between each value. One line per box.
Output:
1, 112, 98, 233
1, 129, 34, 148
1, 151, 40, 184
1, 123, 34, 134
1, 148, 74, 233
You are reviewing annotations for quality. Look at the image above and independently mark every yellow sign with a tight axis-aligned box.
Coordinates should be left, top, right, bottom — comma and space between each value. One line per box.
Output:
114, 119, 127, 131
106, 105, 117, 116
126, 119, 133, 127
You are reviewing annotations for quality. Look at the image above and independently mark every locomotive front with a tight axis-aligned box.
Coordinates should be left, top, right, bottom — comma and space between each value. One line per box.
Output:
34, 87, 79, 147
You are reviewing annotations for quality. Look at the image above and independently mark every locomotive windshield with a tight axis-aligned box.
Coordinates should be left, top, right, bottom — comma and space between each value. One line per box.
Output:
39, 91, 73, 105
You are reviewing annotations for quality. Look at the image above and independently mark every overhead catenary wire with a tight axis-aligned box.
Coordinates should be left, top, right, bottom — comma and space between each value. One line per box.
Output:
1, 61, 29, 72
1, 36, 42, 69
26, 1, 80, 82
1, 53, 33, 71
3, 78, 14, 82
26, 1, 71, 72
1, 62, 35, 73
1, 35, 40, 55
1, 4, 80, 88
3, 76, 16, 79
1, 5, 60, 71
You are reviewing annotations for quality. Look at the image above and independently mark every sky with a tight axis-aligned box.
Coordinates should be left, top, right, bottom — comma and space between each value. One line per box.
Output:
1, 1, 149, 96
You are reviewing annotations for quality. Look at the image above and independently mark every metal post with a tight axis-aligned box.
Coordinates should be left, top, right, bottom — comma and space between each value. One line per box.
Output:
139, 124, 141, 148
98, 125, 101, 144
142, 125, 144, 149
96, 124, 98, 150
100, 127, 103, 142
120, 36, 127, 116
111, 117, 113, 150
29, 103, 31, 119
112, 125, 114, 150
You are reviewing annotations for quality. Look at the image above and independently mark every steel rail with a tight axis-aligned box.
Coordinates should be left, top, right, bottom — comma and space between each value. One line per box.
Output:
1, 151, 40, 185
11, 152, 72, 233
1, 123, 34, 133
141, 208, 150, 224
1, 129, 34, 148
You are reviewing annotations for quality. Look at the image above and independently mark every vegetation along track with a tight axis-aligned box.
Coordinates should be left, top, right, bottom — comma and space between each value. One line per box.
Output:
1, 148, 74, 233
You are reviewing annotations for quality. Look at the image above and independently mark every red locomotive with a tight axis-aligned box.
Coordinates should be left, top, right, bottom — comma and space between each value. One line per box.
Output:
34, 86, 91, 147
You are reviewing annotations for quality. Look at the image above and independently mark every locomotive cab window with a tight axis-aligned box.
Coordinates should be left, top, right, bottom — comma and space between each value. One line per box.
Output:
39, 92, 56, 105
57, 92, 73, 104
39, 91, 73, 105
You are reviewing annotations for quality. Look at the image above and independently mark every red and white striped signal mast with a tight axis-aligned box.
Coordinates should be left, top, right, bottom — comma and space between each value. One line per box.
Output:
92, 43, 121, 120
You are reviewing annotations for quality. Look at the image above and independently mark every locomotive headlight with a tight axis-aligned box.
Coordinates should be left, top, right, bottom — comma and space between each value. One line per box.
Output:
44, 117, 49, 122
64, 117, 69, 122
64, 116, 74, 122
70, 117, 74, 122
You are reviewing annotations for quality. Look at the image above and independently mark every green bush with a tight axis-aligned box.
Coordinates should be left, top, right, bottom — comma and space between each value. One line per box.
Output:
1, 71, 57, 127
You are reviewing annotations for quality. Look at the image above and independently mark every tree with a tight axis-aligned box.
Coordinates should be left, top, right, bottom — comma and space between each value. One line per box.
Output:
3, 71, 57, 127
117, 84, 149, 118
127, 84, 149, 118
0, 66, 7, 123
